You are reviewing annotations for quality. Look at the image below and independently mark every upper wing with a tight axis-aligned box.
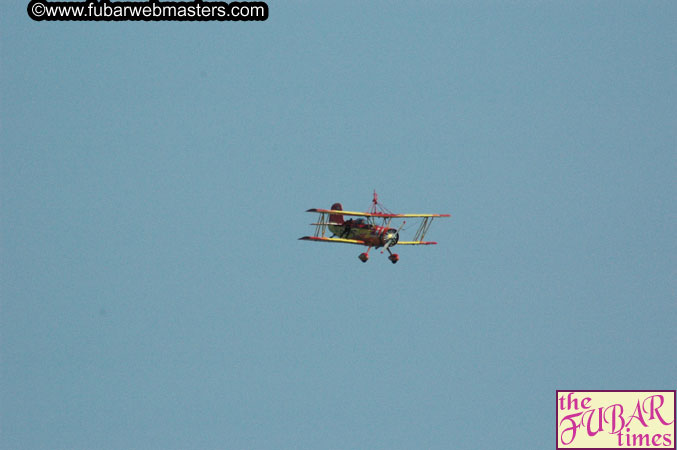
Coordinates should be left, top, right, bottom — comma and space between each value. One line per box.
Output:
300, 236, 436, 245
298, 236, 366, 245
307, 208, 450, 218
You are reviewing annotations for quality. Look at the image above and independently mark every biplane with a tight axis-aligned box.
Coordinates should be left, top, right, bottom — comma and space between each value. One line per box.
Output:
300, 192, 450, 263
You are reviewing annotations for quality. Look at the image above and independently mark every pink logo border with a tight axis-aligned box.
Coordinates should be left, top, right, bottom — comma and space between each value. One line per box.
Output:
556, 390, 676, 450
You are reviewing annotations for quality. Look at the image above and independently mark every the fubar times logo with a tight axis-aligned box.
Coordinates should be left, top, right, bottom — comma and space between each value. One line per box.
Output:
557, 391, 675, 449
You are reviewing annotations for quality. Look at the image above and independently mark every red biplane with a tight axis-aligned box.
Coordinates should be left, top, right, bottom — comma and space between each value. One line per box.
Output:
300, 192, 450, 263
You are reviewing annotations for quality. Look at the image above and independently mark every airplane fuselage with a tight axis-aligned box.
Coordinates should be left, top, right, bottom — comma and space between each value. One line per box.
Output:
328, 221, 399, 248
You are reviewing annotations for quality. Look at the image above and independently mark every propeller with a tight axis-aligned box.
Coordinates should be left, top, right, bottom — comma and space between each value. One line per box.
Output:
381, 221, 405, 254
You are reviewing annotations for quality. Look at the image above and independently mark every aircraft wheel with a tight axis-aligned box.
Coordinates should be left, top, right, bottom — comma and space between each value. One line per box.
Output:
389, 254, 399, 264
358, 253, 369, 263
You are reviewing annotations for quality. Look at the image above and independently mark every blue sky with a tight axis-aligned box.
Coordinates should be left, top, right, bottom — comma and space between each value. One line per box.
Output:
2, 1, 675, 449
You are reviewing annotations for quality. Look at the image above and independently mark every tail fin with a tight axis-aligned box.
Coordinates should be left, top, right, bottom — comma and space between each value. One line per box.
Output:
329, 203, 344, 225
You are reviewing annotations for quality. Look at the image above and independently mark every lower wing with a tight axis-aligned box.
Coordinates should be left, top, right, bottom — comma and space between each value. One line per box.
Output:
299, 236, 366, 245
396, 241, 438, 245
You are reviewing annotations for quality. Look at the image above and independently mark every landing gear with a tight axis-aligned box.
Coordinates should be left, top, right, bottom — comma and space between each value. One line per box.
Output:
358, 246, 372, 263
384, 247, 399, 264
358, 248, 399, 263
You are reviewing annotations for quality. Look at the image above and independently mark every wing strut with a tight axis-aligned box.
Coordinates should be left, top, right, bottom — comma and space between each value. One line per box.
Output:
314, 213, 328, 238
413, 216, 434, 242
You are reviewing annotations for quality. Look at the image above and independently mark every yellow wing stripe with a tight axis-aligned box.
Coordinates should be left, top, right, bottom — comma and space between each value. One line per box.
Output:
299, 236, 366, 245
396, 241, 438, 245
